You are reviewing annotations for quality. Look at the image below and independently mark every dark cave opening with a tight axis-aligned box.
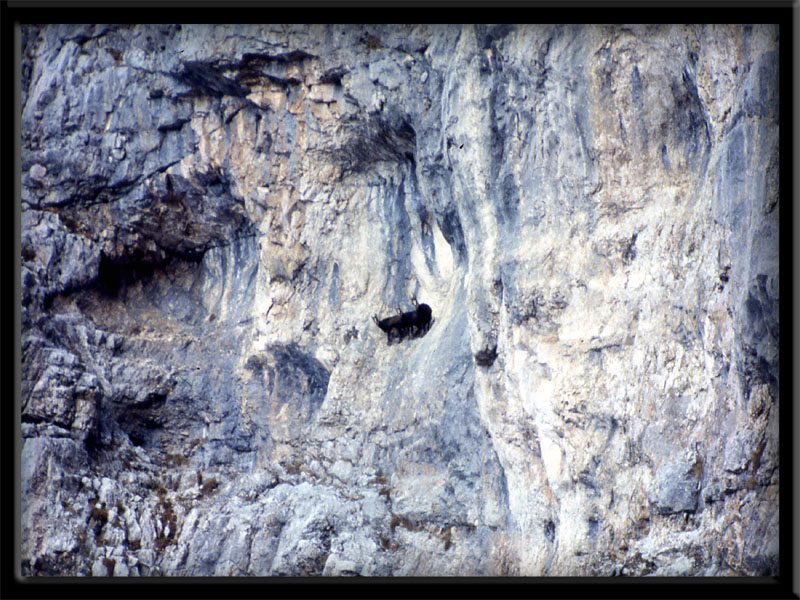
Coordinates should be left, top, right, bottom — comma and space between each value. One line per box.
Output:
97, 253, 156, 298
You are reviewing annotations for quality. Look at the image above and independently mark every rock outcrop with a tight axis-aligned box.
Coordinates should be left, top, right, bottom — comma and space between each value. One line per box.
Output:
20, 24, 779, 577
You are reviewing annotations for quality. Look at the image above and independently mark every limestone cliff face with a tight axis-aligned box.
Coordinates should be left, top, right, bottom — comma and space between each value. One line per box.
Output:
20, 24, 779, 576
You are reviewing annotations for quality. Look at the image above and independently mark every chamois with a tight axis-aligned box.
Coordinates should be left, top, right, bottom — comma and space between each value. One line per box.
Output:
373, 298, 433, 345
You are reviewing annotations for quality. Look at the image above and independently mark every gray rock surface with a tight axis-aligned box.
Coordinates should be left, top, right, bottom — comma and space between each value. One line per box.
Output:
20, 24, 779, 577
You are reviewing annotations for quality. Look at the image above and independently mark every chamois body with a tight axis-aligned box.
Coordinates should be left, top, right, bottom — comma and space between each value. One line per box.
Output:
373, 298, 433, 344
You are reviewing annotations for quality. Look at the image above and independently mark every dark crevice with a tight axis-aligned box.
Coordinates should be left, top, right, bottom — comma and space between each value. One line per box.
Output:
437, 207, 467, 265
474, 345, 498, 367
176, 61, 251, 99
94, 233, 246, 299
334, 113, 417, 177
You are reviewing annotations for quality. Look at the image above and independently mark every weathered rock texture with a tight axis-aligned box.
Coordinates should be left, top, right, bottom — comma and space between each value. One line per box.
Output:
20, 24, 779, 577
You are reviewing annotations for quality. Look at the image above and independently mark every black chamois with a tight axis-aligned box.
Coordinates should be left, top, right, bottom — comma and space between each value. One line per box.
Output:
373, 298, 433, 344
372, 308, 404, 344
